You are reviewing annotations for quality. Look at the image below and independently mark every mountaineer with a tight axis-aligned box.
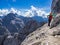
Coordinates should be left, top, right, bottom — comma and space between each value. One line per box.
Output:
48, 12, 53, 26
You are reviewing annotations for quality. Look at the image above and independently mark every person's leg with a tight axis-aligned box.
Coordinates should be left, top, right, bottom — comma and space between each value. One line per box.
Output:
48, 19, 49, 26
48, 19, 50, 26
49, 19, 51, 26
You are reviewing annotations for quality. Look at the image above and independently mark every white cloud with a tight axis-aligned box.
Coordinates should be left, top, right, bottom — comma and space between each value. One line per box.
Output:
0, 6, 49, 18
24, 10, 32, 17
0, 8, 22, 16
10, 8, 17, 14
0, 9, 9, 16
24, 5, 49, 18
31, 5, 37, 11
10, 8, 22, 15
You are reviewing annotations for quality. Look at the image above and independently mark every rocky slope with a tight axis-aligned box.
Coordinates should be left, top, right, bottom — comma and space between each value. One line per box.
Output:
21, 23, 60, 45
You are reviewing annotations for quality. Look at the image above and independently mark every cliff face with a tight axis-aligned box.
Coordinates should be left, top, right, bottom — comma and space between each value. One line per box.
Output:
51, 0, 60, 13
50, 0, 60, 28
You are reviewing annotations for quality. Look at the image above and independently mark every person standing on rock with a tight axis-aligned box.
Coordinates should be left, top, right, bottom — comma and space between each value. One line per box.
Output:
48, 12, 53, 26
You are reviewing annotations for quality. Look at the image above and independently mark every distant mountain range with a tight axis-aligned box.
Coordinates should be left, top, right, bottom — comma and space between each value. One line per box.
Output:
0, 13, 47, 35
0, 13, 48, 45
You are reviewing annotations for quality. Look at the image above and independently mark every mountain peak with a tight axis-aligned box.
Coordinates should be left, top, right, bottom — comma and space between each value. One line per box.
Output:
7, 13, 17, 17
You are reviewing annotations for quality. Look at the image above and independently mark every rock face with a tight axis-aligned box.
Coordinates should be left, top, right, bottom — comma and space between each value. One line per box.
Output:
21, 24, 60, 45
3, 35, 19, 45
51, 0, 60, 13
2, 13, 25, 34
50, 14, 60, 28
21, 20, 44, 34
50, 0, 60, 28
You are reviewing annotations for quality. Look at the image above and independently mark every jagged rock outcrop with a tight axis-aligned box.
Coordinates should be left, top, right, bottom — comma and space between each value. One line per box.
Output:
21, 24, 60, 45
50, 0, 60, 28
50, 14, 60, 28
51, 0, 60, 13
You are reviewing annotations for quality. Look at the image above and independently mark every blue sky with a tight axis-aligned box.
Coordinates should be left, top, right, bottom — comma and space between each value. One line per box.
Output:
0, 0, 52, 9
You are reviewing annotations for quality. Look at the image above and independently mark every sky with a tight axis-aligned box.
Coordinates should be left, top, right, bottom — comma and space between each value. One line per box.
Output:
0, 0, 52, 9
0, 0, 52, 18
